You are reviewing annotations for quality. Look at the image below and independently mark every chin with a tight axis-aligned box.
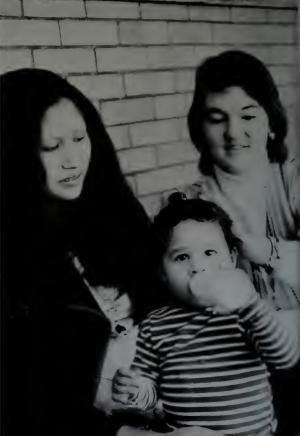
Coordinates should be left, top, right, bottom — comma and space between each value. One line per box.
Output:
53, 186, 83, 201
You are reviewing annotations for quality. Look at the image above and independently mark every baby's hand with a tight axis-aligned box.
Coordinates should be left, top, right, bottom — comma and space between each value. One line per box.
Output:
189, 268, 255, 314
112, 367, 145, 406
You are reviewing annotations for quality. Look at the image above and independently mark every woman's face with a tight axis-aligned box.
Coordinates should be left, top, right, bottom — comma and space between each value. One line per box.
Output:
39, 98, 91, 201
202, 86, 270, 175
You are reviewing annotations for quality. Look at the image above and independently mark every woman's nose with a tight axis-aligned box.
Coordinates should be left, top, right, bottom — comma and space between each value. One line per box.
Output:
224, 116, 241, 142
61, 142, 78, 169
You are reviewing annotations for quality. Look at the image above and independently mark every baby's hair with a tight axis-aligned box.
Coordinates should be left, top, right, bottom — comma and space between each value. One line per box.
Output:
153, 192, 240, 253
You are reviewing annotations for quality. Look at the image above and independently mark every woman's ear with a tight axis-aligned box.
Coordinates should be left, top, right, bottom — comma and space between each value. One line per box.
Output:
230, 247, 238, 267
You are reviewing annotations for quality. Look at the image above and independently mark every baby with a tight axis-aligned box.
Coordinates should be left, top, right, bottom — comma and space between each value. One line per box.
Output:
113, 194, 299, 436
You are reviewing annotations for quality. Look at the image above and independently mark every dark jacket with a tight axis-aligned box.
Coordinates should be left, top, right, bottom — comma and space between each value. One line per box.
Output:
3, 252, 122, 436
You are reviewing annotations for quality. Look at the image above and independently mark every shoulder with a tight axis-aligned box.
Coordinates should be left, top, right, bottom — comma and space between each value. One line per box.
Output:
270, 158, 300, 182
139, 305, 196, 330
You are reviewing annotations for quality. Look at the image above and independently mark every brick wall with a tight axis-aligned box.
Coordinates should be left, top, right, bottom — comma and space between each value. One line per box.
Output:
0, 0, 298, 216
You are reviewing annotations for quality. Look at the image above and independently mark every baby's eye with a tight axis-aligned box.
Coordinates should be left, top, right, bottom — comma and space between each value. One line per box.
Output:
174, 253, 190, 262
204, 249, 217, 257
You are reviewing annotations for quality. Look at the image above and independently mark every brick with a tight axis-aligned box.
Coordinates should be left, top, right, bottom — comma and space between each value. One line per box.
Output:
119, 21, 168, 45
240, 45, 297, 65
189, 5, 229, 22
86, 1, 139, 19
154, 94, 189, 119
96, 47, 148, 72
23, 0, 85, 17
101, 98, 154, 126
175, 70, 195, 92
231, 7, 267, 23
278, 85, 298, 107
0, 19, 60, 46
139, 194, 162, 218
141, 4, 188, 20
157, 140, 198, 166
0, 49, 32, 73
125, 175, 137, 195
267, 9, 296, 23
177, 116, 190, 141
168, 22, 212, 44
60, 20, 118, 46
194, 45, 230, 63
118, 147, 156, 173
68, 74, 124, 100
125, 71, 175, 97
0, 0, 21, 16
158, 0, 296, 5
213, 24, 295, 44
136, 163, 198, 195
107, 125, 131, 150
147, 46, 196, 69
130, 119, 182, 147
270, 66, 297, 86
34, 48, 95, 73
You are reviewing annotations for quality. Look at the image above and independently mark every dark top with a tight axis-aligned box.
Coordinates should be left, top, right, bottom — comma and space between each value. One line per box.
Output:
2, 250, 123, 436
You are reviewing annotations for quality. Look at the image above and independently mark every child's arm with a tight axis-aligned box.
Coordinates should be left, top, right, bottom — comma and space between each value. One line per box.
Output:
238, 293, 300, 370
112, 316, 159, 411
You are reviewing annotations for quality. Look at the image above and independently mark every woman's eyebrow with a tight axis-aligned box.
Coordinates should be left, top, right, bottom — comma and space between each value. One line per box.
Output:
241, 104, 259, 110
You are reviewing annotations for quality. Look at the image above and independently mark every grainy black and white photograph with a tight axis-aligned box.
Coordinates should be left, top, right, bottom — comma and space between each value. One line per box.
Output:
1, 0, 299, 435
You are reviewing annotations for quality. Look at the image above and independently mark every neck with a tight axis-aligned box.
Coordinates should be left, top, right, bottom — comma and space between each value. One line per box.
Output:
214, 160, 269, 185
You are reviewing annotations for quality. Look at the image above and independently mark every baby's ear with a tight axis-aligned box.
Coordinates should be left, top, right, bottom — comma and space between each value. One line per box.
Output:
158, 264, 167, 283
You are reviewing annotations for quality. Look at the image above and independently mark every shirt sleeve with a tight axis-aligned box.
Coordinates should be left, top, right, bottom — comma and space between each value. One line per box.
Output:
132, 316, 160, 382
238, 293, 300, 370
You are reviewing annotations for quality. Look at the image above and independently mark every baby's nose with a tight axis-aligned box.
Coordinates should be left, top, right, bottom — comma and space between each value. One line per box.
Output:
190, 258, 207, 275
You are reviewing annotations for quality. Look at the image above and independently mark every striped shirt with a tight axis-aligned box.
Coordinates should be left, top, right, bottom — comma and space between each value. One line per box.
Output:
133, 294, 299, 436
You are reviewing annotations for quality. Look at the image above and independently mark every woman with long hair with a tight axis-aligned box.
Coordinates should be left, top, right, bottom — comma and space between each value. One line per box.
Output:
1, 69, 202, 436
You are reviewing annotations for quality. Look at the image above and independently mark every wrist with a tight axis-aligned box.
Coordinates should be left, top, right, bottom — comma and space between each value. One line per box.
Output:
237, 292, 260, 318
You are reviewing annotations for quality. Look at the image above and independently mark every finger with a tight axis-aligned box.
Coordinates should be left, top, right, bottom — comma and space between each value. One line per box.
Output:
115, 367, 136, 378
112, 392, 131, 405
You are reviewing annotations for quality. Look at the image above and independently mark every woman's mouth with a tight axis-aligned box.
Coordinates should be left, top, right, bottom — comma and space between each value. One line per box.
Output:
225, 144, 250, 151
60, 173, 81, 183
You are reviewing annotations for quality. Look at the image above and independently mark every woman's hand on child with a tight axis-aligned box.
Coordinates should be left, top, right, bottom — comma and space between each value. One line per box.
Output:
189, 268, 255, 314
112, 367, 142, 405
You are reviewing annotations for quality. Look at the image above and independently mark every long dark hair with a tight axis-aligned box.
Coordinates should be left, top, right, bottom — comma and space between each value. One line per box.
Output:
188, 50, 288, 175
1, 68, 159, 313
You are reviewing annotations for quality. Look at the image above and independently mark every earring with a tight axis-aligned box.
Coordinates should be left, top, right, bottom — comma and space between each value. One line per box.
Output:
269, 131, 275, 140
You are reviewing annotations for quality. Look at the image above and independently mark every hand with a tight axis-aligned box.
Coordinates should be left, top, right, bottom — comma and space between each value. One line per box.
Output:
112, 367, 143, 405
189, 268, 256, 314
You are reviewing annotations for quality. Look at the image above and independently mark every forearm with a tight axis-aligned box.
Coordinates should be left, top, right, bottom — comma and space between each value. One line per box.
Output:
239, 294, 300, 369
117, 427, 161, 436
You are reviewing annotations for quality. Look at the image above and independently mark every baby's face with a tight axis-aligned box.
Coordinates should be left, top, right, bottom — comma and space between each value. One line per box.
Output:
162, 219, 236, 305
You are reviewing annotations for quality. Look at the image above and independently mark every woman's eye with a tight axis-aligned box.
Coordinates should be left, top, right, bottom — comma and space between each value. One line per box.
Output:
205, 111, 225, 124
204, 249, 217, 257
242, 115, 256, 121
74, 135, 85, 143
174, 254, 189, 262
40, 143, 59, 152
